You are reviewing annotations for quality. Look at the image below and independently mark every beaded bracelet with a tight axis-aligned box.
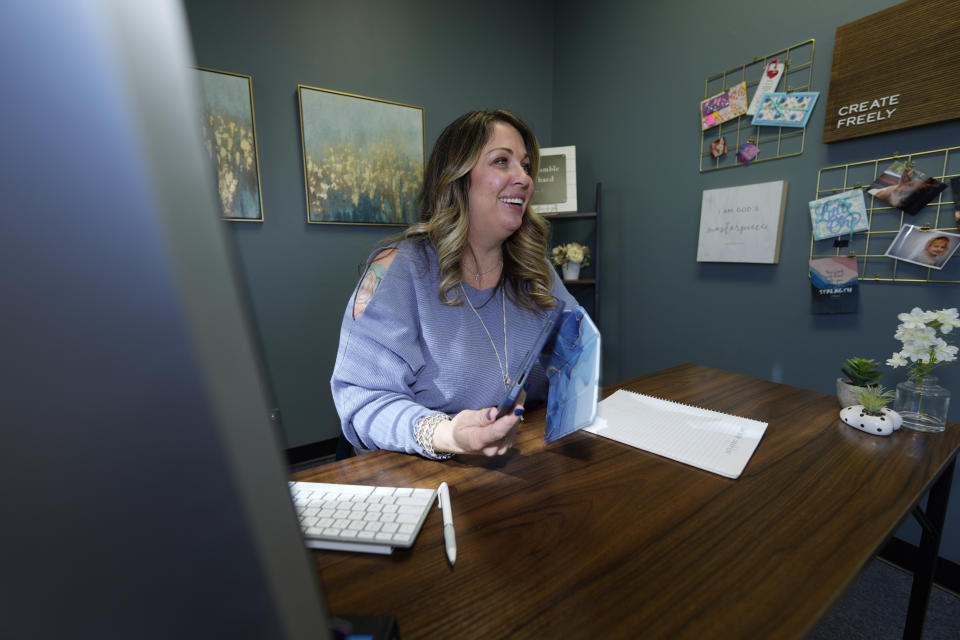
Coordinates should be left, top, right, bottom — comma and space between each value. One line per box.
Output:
414, 412, 454, 460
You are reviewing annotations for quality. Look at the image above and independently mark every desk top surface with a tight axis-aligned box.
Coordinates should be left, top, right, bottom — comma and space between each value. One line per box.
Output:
292, 364, 960, 640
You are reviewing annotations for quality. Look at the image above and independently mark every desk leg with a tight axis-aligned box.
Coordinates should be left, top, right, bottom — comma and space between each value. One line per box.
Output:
903, 457, 955, 640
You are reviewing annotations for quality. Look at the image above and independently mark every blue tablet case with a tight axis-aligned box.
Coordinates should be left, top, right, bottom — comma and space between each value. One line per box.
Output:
542, 308, 601, 443
496, 301, 566, 418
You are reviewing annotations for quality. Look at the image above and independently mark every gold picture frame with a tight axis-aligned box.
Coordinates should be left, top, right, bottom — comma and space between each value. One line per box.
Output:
298, 86, 424, 225
194, 67, 264, 222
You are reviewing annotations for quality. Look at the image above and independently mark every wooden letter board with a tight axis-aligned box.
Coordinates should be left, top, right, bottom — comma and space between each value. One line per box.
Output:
823, 0, 960, 143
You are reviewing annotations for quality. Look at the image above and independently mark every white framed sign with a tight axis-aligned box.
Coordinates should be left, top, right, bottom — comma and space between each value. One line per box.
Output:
530, 146, 577, 214
697, 181, 788, 264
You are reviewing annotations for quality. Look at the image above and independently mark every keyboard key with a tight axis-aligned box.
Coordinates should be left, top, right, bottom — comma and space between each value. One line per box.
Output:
397, 505, 423, 514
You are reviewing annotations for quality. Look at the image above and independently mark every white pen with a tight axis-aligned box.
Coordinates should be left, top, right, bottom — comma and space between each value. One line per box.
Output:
437, 482, 456, 565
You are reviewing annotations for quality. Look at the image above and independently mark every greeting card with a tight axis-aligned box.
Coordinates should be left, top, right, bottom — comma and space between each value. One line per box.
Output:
747, 59, 785, 116
810, 257, 858, 314
809, 189, 869, 241
884, 224, 960, 270
751, 91, 819, 128
710, 137, 727, 158
700, 82, 748, 131
867, 160, 947, 216
737, 142, 759, 165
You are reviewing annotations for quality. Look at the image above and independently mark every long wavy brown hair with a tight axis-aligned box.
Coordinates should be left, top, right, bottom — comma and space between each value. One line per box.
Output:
378, 109, 556, 311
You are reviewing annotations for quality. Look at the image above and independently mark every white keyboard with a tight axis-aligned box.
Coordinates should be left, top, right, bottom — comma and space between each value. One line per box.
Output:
289, 481, 436, 554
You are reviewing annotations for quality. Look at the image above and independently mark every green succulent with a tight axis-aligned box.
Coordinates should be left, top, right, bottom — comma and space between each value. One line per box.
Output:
841, 357, 882, 388
855, 385, 895, 415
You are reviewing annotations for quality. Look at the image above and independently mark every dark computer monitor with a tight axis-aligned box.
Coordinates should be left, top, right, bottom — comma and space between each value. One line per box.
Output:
2, 2, 330, 638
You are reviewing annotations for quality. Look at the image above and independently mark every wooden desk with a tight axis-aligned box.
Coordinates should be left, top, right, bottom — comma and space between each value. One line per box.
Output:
293, 364, 960, 639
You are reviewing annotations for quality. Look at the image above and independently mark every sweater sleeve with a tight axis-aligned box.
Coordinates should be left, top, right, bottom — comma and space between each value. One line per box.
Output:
330, 248, 437, 456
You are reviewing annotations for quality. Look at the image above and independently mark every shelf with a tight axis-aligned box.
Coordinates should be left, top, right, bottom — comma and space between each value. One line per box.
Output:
544, 211, 597, 220
546, 182, 602, 325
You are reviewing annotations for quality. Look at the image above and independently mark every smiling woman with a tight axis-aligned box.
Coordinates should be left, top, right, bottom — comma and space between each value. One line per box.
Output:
466, 121, 534, 249
330, 109, 588, 461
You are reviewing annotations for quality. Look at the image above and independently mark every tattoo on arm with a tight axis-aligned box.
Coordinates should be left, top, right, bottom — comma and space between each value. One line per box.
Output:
353, 263, 387, 319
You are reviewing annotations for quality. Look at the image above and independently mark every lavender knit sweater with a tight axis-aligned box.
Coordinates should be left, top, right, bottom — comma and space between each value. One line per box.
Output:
331, 239, 577, 456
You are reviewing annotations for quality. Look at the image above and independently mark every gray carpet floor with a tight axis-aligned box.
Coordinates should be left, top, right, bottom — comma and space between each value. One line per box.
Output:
809, 558, 959, 639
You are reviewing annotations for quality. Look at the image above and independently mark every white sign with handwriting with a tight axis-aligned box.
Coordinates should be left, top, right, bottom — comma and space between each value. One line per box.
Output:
697, 181, 788, 264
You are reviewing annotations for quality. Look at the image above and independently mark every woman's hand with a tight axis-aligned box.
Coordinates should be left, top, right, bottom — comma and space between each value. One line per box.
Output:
432, 395, 525, 457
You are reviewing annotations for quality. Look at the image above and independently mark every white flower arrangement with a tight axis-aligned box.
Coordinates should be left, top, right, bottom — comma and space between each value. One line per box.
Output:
886, 307, 959, 381
551, 242, 591, 268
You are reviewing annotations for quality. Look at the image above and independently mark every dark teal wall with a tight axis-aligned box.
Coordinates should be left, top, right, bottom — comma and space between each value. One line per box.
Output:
183, 0, 556, 449
184, 0, 959, 561
552, 0, 959, 561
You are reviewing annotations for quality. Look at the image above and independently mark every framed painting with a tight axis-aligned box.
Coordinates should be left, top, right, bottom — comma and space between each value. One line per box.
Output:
530, 146, 577, 214
194, 68, 264, 222
298, 86, 424, 225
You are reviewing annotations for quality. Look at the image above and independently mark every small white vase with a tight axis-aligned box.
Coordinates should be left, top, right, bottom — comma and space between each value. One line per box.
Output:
562, 260, 581, 281
840, 405, 902, 437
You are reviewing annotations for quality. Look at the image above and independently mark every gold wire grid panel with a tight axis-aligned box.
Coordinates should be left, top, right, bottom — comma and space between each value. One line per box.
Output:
810, 146, 960, 284
699, 39, 815, 173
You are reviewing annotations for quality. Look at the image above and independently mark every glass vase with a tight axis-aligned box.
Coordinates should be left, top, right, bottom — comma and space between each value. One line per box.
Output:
894, 375, 950, 433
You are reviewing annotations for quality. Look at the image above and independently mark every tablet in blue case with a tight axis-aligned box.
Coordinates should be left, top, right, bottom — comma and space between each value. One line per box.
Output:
542, 308, 601, 444
495, 301, 566, 419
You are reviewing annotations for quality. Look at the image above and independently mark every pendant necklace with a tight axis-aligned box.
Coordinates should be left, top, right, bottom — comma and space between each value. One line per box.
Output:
465, 258, 503, 286
461, 284, 510, 388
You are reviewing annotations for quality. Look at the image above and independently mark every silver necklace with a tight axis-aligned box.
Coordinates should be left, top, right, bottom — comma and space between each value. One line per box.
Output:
461, 284, 510, 388
464, 259, 503, 286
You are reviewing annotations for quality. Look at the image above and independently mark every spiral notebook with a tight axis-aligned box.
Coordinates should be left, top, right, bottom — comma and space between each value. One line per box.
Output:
583, 389, 768, 479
